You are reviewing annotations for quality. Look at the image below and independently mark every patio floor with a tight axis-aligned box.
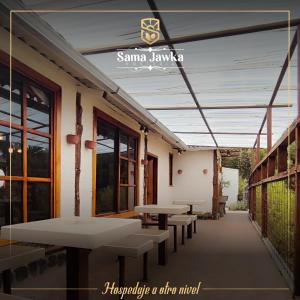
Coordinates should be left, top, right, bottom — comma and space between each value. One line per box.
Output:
12, 212, 293, 300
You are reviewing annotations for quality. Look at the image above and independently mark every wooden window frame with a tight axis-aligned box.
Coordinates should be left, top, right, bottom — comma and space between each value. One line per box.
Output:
169, 152, 173, 186
92, 107, 140, 217
0, 50, 61, 220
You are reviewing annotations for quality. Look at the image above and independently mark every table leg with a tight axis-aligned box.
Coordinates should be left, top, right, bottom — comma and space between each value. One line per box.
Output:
66, 247, 90, 300
2, 269, 11, 294
158, 214, 167, 265
187, 205, 193, 239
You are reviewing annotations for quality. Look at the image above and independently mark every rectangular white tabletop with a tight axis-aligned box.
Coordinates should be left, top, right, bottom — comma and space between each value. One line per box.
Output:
1, 217, 141, 250
135, 204, 189, 215
0, 245, 45, 272
173, 200, 206, 205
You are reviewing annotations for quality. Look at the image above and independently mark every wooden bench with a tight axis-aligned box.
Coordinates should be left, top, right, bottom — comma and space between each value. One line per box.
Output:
168, 216, 192, 246
131, 229, 169, 264
171, 214, 197, 235
102, 236, 153, 287
0, 245, 44, 294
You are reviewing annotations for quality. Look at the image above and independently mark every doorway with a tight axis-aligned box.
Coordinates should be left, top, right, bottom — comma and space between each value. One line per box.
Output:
146, 153, 158, 204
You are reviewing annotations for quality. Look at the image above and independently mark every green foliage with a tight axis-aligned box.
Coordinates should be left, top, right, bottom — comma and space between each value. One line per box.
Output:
229, 201, 248, 211
238, 176, 247, 195
267, 180, 295, 272
222, 149, 252, 180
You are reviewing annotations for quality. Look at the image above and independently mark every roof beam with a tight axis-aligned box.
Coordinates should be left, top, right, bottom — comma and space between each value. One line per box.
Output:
146, 104, 292, 111
147, 0, 218, 147
80, 18, 300, 56
174, 131, 267, 136
253, 29, 298, 148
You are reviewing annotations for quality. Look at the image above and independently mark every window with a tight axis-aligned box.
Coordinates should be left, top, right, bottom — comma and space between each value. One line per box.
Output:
94, 109, 139, 215
0, 63, 57, 227
169, 153, 173, 186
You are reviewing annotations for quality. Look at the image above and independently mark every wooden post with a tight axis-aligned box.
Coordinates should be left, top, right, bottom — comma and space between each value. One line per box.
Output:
143, 133, 148, 205
267, 156, 276, 177
298, 25, 300, 116
256, 134, 261, 164
294, 25, 300, 295
277, 146, 288, 172
261, 182, 268, 237
212, 150, 219, 219
294, 126, 300, 295
75, 93, 82, 217
267, 106, 272, 152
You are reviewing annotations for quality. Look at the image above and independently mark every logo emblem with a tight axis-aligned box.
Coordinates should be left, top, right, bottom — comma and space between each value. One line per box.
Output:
141, 18, 160, 45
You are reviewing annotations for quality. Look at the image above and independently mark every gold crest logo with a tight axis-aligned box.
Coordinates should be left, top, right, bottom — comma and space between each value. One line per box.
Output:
141, 18, 160, 45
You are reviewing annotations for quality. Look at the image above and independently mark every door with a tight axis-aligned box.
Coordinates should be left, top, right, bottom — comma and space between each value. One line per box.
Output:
146, 154, 158, 204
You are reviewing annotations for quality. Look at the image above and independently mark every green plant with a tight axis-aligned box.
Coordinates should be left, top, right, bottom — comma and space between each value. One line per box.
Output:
229, 202, 248, 211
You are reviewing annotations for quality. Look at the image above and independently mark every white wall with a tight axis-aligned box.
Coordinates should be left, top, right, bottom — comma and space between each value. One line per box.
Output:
146, 134, 174, 206
222, 167, 239, 206
0, 28, 178, 216
172, 151, 214, 213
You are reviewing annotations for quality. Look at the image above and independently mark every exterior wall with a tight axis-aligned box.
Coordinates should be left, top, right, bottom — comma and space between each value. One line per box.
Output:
172, 151, 214, 213
0, 28, 177, 216
222, 167, 239, 207
146, 134, 174, 206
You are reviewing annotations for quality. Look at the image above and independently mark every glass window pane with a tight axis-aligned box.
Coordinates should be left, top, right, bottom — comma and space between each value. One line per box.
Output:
27, 182, 50, 222
0, 126, 23, 176
120, 187, 128, 211
0, 65, 22, 125
27, 133, 50, 178
128, 187, 135, 211
0, 181, 23, 227
120, 133, 128, 157
96, 121, 116, 214
26, 85, 52, 133
129, 138, 136, 160
129, 162, 136, 185
120, 159, 128, 184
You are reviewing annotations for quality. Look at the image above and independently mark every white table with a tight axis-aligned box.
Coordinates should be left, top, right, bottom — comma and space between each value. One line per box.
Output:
0, 245, 44, 294
1, 217, 141, 300
173, 200, 206, 214
134, 205, 189, 264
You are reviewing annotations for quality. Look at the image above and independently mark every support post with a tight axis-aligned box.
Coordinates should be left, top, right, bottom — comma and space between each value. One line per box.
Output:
298, 25, 300, 116
212, 150, 219, 219
277, 146, 288, 172
75, 93, 82, 216
143, 133, 148, 205
252, 186, 256, 221
256, 134, 260, 164
294, 24, 300, 295
267, 106, 272, 152
261, 183, 268, 237
294, 126, 300, 295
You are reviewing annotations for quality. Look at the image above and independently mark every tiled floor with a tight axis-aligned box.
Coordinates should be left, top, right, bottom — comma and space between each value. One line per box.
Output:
11, 212, 293, 300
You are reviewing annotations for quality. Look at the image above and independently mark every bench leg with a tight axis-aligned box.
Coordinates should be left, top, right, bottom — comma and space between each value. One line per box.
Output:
194, 220, 197, 233
143, 252, 148, 281
158, 214, 168, 265
173, 225, 177, 252
118, 256, 125, 288
2, 269, 11, 294
181, 226, 185, 245
187, 223, 192, 239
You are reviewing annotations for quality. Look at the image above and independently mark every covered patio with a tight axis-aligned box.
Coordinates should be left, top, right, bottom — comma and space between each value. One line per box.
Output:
0, 0, 300, 299
7, 212, 292, 300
